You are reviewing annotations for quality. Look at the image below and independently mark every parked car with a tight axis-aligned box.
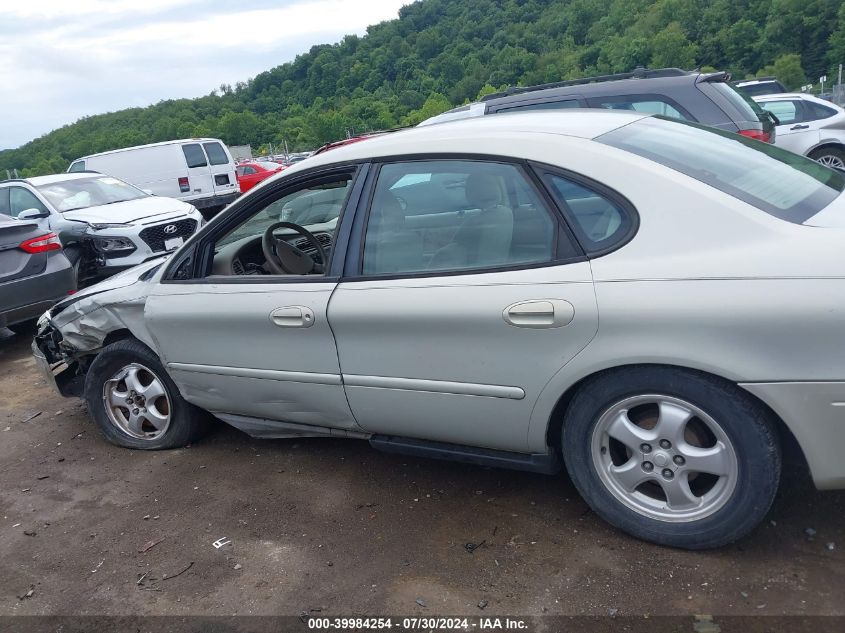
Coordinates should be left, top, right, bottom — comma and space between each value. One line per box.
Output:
1, 213, 75, 334
33, 110, 845, 549
0, 173, 204, 284
753, 93, 845, 168
420, 67, 777, 142
235, 161, 286, 193
731, 76, 788, 97
68, 138, 239, 217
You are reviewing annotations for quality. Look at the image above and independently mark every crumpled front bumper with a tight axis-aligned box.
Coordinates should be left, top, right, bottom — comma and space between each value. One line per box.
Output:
32, 319, 85, 398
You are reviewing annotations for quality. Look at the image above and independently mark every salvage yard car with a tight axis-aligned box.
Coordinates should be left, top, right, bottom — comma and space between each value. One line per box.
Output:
33, 111, 845, 549
0, 173, 204, 284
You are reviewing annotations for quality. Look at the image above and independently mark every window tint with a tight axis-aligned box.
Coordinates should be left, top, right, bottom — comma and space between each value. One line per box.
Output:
497, 99, 581, 113
0, 187, 10, 215
759, 100, 799, 124
805, 100, 837, 121
598, 116, 845, 224
713, 83, 768, 124
241, 166, 257, 175
9, 187, 49, 217
203, 142, 230, 166
182, 144, 207, 168
545, 175, 631, 251
588, 96, 688, 120
362, 161, 560, 275
68, 160, 86, 173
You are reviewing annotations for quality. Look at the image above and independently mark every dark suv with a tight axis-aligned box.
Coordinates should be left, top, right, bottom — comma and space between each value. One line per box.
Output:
420, 68, 776, 143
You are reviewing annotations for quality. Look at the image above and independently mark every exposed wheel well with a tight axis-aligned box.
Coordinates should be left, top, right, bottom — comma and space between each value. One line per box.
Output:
808, 143, 845, 158
102, 329, 135, 348
545, 363, 809, 473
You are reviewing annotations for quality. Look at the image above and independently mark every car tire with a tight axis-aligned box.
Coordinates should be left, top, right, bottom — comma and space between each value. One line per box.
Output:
809, 146, 845, 170
8, 319, 38, 336
84, 338, 211, 450
561, 366, 780, 549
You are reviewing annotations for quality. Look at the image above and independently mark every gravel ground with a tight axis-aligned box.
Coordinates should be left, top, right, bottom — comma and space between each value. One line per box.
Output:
1, 329, 844, 622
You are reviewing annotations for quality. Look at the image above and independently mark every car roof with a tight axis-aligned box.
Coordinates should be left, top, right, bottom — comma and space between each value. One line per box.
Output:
78, 138, 224, 159
285, 110, 650, 171
25, 172, 105, 186
753, 93, 836, 106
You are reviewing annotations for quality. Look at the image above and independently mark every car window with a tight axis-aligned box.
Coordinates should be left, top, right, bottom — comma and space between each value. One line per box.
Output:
712, 83, 768, 124
203, 142, 230, 166
68, 160, 86, 173
804, 100, 838, 122
544, 175, 632, 251
598, 116, 845, 224
9, 187, 49, 217
759, 100, 800, 125
587, 95, 689, 120
182, 143, 208, 168
241, 166, 257, 175
496, 99, 581, 113
362, 160, 563, 275
212, 176, 352, 276
0, 187, 10, 215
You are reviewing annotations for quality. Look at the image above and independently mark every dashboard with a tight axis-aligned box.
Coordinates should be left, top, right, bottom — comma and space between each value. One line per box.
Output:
211, 230, 333, 276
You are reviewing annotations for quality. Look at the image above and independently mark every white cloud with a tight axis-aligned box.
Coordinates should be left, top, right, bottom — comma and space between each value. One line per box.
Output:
0, 0, 408, 149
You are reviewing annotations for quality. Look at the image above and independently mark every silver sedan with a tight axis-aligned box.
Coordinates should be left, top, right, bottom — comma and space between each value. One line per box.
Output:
33, 111, 845, 549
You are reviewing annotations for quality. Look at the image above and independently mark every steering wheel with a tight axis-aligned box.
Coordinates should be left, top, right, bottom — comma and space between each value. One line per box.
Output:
261, 222, 327, 275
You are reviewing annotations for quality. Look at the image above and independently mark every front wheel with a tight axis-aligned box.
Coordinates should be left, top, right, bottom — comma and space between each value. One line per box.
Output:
84, 338, 210, 449
562, 366, 780, 549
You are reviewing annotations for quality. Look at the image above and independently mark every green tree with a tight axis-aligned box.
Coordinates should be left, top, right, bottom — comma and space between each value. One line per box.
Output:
757, 53, 807, 90
650, 22, 698, 69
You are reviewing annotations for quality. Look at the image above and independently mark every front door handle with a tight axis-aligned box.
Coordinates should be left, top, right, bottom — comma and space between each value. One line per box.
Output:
503, 299, 575, 329
270, 306, 315, 328
790, 124, 809, 130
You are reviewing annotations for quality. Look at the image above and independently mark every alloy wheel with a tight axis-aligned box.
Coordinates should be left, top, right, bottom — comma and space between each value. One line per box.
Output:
591, 394, 738, 523
102, 363, 171, 440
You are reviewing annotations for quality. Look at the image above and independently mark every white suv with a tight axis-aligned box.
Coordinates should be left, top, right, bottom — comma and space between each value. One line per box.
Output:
754, 93, 845, 168
0, 173, 203, 283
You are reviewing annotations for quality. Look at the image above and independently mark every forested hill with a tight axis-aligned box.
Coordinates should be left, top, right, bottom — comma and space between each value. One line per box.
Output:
4, 0, 844, 176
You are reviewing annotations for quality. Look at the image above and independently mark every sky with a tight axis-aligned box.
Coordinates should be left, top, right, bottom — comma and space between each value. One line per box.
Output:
0, 0, 409, 150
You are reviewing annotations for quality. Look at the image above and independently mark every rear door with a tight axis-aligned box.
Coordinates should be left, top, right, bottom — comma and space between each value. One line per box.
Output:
757, 99, 820, 154
202, 140, 239, 197
329, 158, 599, 452
179, 143, 215, 201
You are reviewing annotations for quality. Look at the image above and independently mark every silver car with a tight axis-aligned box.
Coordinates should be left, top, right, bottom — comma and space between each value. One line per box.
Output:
33, 111, 845, 549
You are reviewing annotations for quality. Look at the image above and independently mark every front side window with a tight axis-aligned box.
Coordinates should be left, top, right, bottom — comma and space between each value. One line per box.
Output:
182, 144, 207, 168
203, 142, 230, 166
599, 116, 845, 223
36, 176, 146, 212
362, 160, 561, 276
0, 187, 10, 215
9, 187, 49, 217
68, 160, 86, 173
210, 175, 353, 276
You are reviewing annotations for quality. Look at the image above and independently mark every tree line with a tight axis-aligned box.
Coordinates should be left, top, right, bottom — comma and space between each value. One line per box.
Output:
3, 0, 845, 177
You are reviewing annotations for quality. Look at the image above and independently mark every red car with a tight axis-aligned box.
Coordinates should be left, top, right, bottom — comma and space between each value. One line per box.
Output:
235, 161, 286, 193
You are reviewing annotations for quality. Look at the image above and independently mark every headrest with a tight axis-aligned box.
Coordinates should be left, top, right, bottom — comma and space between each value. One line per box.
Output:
465, 173, 502, 209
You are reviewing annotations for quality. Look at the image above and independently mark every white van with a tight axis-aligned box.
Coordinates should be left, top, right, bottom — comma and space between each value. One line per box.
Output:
68, 139, 240, 216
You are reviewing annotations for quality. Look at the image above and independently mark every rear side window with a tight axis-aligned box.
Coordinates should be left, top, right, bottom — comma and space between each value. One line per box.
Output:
805, 101, 837, 121
203, 142, 230, 166
182, 144, 207, 168
598, 117, 845, 224
68, 160, 86, 173
495, 99, 582, 113
587, 95, 689, 120
543, 173, 634, 252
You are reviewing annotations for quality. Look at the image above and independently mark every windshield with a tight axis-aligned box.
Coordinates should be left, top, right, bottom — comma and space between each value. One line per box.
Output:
36, 176, 147, 212
598, 116, 845, 223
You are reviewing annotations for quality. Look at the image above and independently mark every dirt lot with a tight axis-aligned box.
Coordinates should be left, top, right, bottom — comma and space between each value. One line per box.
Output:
1, 329, 844, 623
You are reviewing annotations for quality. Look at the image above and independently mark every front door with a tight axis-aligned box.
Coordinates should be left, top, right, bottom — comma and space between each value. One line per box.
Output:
145, 167, 363, 433
759, 98, 820, 155
329, 159, 600, 452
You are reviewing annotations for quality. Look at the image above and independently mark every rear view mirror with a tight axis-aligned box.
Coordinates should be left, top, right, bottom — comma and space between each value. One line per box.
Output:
18, 208, 49, 220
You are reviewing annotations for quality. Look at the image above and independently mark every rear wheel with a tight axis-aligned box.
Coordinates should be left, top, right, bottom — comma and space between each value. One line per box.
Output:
561, 366, 780, 549
84, 338, 210, 449
809, 146, 845, 170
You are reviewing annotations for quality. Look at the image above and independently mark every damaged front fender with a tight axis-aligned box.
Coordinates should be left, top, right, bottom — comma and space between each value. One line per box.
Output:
33, 257, 167, 397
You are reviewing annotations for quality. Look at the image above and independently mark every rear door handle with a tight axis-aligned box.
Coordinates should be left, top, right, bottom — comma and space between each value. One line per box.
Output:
790, 124, 809, 130
270, 306, 315, 328
503, 300, 574, 329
